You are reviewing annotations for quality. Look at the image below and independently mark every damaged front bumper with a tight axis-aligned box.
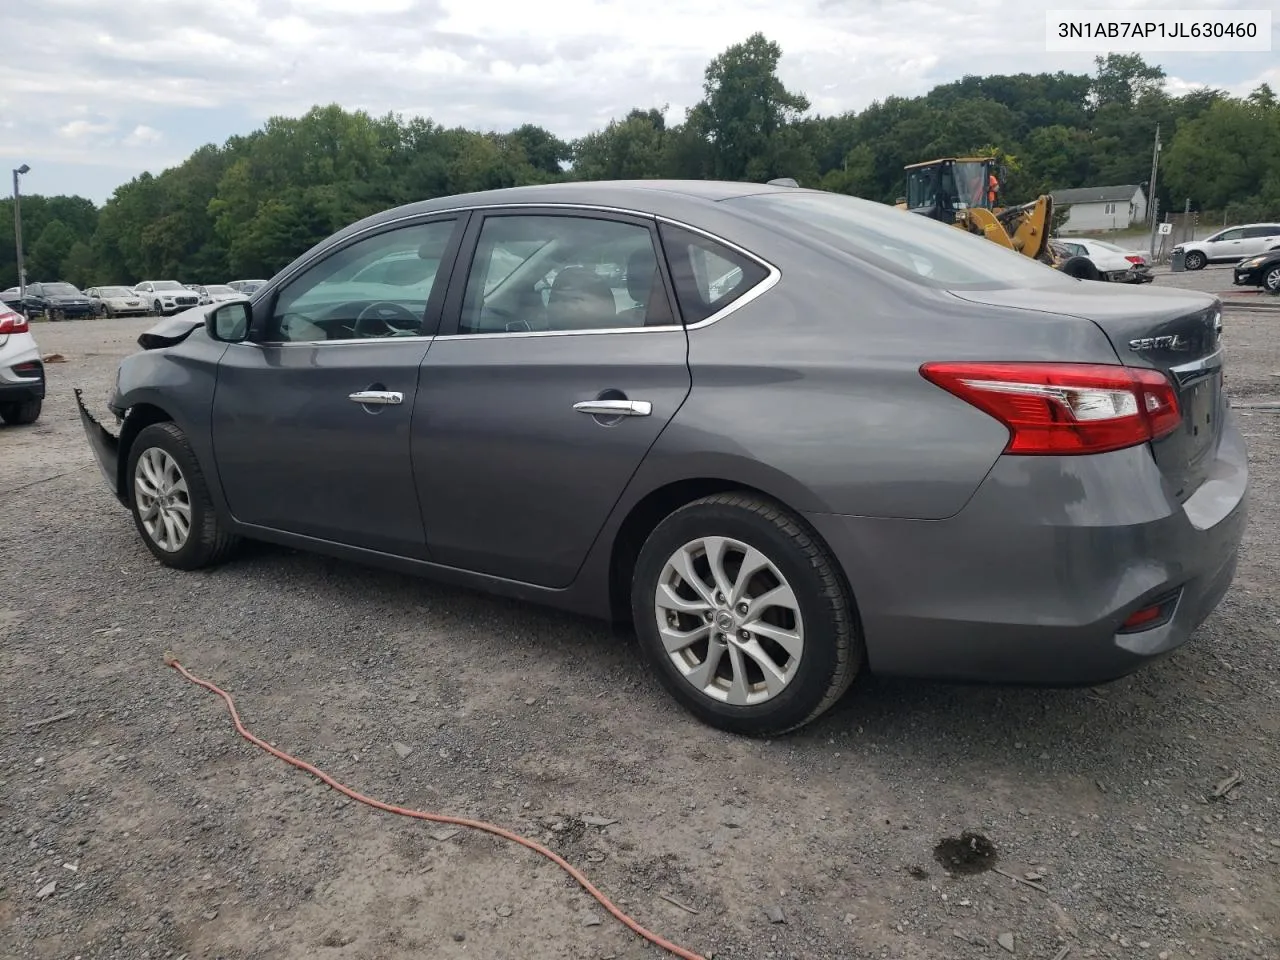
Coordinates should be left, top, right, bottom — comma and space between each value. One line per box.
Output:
74, 388, 126, 505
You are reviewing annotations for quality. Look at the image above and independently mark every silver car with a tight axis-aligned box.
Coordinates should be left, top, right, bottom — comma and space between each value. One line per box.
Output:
76, 180, 1247, 735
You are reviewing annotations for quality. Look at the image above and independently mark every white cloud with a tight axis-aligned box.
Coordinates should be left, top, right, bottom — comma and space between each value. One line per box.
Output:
58, 119, 115, 139
123, 125, 164, 146
0, 0, 1273, 199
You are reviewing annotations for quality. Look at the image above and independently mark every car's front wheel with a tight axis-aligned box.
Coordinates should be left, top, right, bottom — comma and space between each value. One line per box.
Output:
631, 492, 862, 736
0, 400, 41, 425
127, 422, 238, 570
1264, 266, 1280, 294
1183, 250, 1207, 270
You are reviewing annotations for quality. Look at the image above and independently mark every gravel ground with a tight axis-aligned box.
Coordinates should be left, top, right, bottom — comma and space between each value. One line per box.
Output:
2, 280, 1278, 960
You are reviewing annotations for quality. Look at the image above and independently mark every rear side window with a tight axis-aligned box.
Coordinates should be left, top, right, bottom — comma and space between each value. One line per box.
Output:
658, 224, 769, 325
1243, 225, 1280, 238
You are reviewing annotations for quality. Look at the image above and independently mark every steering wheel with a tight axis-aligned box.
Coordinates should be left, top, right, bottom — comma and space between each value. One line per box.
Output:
353, 301, 422, 338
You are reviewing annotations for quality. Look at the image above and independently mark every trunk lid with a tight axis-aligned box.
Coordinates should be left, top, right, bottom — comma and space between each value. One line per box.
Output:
950, 284, 1225, 503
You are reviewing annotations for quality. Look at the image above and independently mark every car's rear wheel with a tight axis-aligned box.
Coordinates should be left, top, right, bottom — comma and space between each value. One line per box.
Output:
127, 422, 238, 570
1183, 250, 1207, 271
631, 492, 861, 736
1264, 266, 1280, 294
0, 400, 41, 425
1059, 256, 1102, 281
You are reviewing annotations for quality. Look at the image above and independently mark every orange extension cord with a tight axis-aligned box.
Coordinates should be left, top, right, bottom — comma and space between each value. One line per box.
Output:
164, 653, 707, 960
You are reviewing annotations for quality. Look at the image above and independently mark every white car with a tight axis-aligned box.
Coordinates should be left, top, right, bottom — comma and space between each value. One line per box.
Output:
0, 303, 44, 425
194, 284, 249, 305
86, 285, 149, 318
227, 279, 269, 295
134, 280, 201, 317
1055, 238, 1154, 283
1173, 222, 1280, 271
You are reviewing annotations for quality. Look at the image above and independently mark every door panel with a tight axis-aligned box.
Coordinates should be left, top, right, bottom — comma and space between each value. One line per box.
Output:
413, 211, 690, 587
211, 216, 463, 556
213, 340, 433, 554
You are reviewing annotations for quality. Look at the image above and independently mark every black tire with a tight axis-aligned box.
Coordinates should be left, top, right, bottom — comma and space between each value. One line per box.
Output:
0, 400, 41, 425
152, 300, 163, 316
1264, 266, 1280, 294
1183, 250, 1207, 271
630, 492, 862, 736
126, 421, 238, 570
1058, 255, 1103, 281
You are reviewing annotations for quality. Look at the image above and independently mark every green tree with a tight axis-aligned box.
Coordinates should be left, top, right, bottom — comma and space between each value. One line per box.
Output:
27, 220, 79, 282
697, 33, 810, 181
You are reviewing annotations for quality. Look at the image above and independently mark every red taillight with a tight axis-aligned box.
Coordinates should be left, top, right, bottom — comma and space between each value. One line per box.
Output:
920, 362, 1181, 455
0, 309, 28, 334
1124, 255, 1145, 264
1121, 604, 1164, 629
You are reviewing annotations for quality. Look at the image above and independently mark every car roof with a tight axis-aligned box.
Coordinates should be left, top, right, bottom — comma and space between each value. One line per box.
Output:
357, 180, 803, 226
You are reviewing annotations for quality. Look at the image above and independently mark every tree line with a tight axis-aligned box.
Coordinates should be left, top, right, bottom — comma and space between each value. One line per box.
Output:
3, 35, 1278, 290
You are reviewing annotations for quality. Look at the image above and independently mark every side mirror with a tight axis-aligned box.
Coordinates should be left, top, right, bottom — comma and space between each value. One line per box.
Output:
206, 301, 251, 343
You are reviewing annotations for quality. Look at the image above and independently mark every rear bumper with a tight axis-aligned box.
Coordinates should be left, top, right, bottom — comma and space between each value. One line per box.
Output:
808, 415, 1248, 685
74, 388, 125, 505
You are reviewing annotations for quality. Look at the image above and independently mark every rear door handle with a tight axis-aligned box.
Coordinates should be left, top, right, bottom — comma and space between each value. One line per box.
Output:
348, 390, 403, 405
573, 399, 652, 417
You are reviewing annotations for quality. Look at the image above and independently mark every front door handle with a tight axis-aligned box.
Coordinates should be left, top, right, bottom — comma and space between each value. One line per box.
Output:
348, 390, 403, 405
573, 399, 652, 417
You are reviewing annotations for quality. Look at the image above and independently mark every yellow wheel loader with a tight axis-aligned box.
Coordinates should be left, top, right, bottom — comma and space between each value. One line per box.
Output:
895, 157, 1059, 265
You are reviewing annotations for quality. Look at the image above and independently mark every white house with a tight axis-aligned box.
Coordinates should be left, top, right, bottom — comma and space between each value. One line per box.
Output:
1050, 184, 1148, 233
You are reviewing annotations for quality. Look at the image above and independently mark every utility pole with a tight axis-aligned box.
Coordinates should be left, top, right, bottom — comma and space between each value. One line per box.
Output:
1147, 124, 1161, 258
12, 164, 30, 298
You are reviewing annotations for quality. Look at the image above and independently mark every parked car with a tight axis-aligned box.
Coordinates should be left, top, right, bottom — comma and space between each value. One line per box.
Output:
1232, 248, 1280, 294
134, 280, 200, 316
0, 302, 44, 425
75, 180, 1247, 736
1054, 238, 1154, 283
87, 285, 149, 318
23, 281, 95, 320
194, 284, 249, 305
1, 287, 23, 312
227, 279, 268, 295
1173, 223, 1280, 270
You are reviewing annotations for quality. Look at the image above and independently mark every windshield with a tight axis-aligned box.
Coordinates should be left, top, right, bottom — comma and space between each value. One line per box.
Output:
240, 281, 265, 293
45, 282, 81, 296
732, 191, 1072, 289
205, 285, 235, 295
152, 280, 185, 292
100, 286, 133, 296
952, 162, 988, 209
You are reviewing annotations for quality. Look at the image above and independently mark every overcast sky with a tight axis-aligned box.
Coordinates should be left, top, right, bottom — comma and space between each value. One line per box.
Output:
0, 0, 1275, 204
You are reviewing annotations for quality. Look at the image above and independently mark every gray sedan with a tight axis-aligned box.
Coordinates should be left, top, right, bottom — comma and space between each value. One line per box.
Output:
75, 180, 1247, 736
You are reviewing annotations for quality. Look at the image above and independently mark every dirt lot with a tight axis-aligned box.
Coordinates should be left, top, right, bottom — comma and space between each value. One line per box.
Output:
3, 274, 1279, 960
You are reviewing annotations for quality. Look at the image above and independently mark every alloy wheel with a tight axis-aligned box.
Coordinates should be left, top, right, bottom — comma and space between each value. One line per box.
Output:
654, 536, 804, 706
134, 447, 192, 552
1265, 267, 1280, 293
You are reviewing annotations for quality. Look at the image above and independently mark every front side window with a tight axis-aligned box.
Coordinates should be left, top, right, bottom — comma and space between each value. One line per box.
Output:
1213, 229, 1244, 242
457, 215, 671, 334
268, 219, 457, 343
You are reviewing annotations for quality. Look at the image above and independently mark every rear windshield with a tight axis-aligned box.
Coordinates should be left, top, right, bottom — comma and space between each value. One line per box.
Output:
730, 191, 1076, 289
